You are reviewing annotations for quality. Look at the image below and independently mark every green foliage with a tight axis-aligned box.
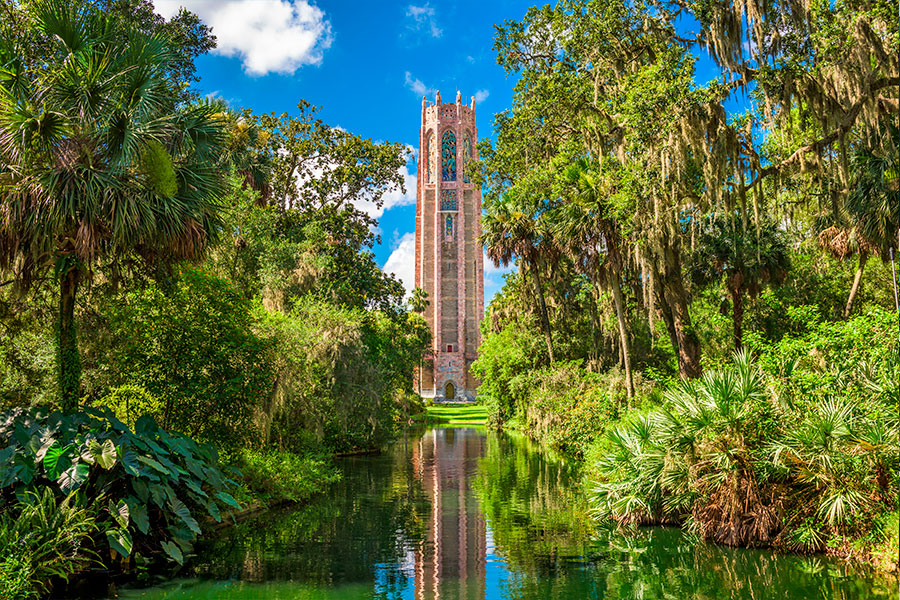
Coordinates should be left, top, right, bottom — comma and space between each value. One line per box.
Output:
257, 299, 426, 453
87, 268, 272, 449
591, 351, 778, 544
141, 140, 179, 198
99, 385, 164, 430
236, 448, 340, 505
0, 0, 228, 411
0, 290, 56, 409
588, 321, 898, 562
0, 552, 35, 600
208, 182, 407, 314
0, 407, 242, 568
689, 215, 790, 347
0, 489, 96, 598
471, 316, 544, 426
509, 362, 622, 459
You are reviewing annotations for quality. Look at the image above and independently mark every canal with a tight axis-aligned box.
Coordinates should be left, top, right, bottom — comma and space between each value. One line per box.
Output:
114, 426, 897, 599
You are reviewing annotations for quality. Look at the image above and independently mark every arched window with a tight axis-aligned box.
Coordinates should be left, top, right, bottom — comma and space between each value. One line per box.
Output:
425, 134, 433, 183
462, 131, 472, 183
441, 129, 456, 181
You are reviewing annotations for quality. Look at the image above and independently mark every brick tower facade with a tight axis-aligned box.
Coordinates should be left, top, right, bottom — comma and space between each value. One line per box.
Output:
415, 91, 484, 401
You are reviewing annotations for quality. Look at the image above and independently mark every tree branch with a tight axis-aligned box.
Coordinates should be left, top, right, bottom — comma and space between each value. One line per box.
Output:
746, 77, 899, 190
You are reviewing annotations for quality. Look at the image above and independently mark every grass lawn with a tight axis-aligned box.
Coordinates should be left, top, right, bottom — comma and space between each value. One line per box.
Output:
422, 403, 487, 425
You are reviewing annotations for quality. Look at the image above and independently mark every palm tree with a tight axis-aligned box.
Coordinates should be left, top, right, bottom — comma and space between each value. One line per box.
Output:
0, 2, 227, 412
817, 134, 899, 317
409, 286, 429, 393
481, 200, 555, 363
410, 286, 429, 314
223, 111, 273, 203
843, 144, 898, 316
689, 216, 789, 349
592, 351, 779, 546
558, 159, 633, 398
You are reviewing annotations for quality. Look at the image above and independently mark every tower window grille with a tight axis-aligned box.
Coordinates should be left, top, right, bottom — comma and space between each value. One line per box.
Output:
440, 190, 457, 211
441, 130, 456, 181
463, 131, 472, 183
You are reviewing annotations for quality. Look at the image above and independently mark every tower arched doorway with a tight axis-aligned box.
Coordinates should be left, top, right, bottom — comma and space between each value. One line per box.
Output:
444, 381, 455, 401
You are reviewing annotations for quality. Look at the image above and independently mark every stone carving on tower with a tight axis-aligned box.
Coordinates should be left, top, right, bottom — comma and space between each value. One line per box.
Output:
414, 91, 484, 401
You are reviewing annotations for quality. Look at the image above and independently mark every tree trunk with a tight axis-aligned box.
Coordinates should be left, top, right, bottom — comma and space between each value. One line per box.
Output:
528, 258, 554, 363
588, 286, 603, 368
652, 265, 680, 358
58, 265, 82, 413
666, 275, 702, 379
655, 244, 702, 379
609, 273, 634, 399
731, 286, 744, 349
844, 252, 867, 318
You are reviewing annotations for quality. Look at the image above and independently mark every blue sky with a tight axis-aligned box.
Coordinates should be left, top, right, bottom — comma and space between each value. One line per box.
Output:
153, 0, 731, 306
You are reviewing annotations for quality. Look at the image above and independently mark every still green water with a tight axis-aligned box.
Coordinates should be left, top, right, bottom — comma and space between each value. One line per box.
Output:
116, 427, 897, 600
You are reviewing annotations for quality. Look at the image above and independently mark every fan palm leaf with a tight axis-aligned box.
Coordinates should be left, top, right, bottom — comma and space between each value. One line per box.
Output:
0, 0, 227, 411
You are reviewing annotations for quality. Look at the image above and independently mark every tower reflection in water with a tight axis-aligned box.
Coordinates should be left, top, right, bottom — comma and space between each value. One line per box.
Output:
411, 428, 487, 600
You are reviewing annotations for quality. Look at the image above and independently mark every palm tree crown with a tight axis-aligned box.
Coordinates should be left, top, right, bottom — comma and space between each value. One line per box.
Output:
0, 1, 228, 410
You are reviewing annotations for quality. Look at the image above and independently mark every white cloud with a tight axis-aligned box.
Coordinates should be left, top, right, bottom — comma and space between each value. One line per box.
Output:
474, 89, 489, 104
483, 250, 516, 276
154, 0, 332, 76
404, 71, 435, 97
406, 4, 442, 38
352, 161, 417, 220
383, 232, 417, 298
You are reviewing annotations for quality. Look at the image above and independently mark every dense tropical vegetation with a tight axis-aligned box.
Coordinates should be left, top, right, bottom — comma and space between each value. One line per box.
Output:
0, 1, 428, 596
0, 0, 896, 596
473, 0, 898, 572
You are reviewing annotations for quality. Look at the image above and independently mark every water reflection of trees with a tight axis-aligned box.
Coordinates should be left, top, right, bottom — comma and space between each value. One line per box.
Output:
182, 428, 894, 600
583, 528, 895, 600
473, 430, 595, 573
474, 431, 895, 600
190, 433, 428, 589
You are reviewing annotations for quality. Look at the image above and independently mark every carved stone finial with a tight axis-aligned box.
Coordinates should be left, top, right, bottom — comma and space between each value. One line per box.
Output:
422, 96, 427, 110
456, 90, 462, 105
436, 90, 441, 105
471, 96, 476, 110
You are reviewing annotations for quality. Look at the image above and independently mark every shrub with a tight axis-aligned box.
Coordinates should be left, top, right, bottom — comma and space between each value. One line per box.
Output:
591, 351, 780, 545
0, 489, 96, 598
86, 267, 274, 450
237, 448, 340, 505
590, 342, 899, 564
0, 407, 242, 567
470, 318, 545, 427
99, 384, 164, 429
257, 299, 424, 454
0, 550, 34, 600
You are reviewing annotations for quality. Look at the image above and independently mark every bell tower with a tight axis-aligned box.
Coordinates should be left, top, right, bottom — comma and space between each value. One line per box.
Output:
414, 91, 484, 401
